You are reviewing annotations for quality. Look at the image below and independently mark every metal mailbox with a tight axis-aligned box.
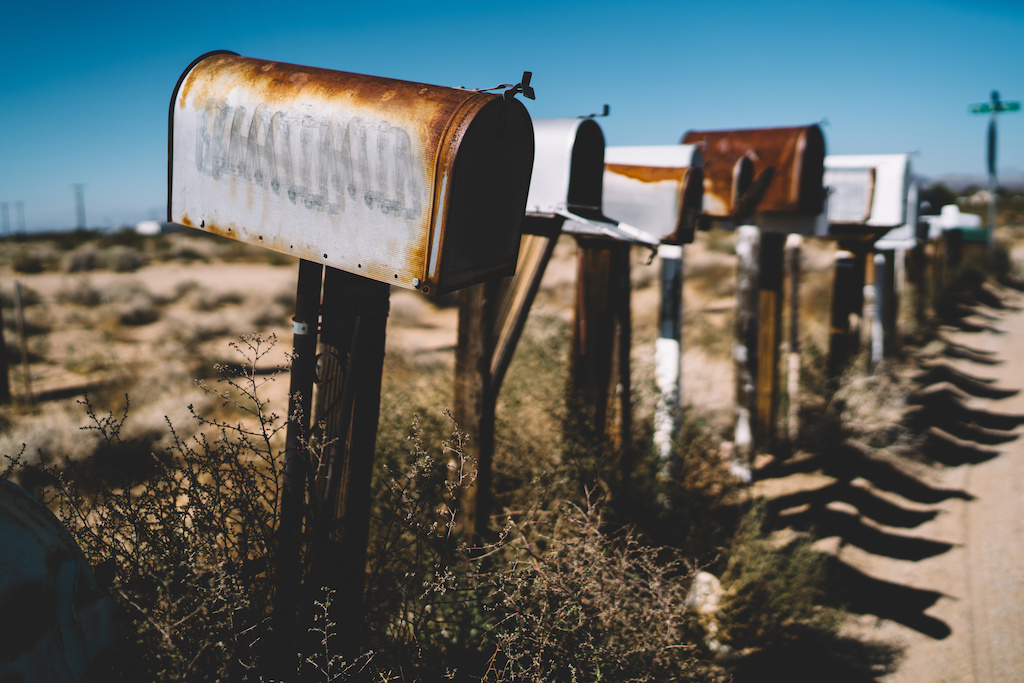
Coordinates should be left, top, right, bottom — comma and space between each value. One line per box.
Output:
524, 118, 659, 247
818, 154, 916, 245
169, 52, 535, 296
602, 145, 704, 245
681, 124, 826, 233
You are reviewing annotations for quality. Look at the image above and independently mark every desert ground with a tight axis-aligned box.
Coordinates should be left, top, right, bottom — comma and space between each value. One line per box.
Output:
3, 226, 1023, 680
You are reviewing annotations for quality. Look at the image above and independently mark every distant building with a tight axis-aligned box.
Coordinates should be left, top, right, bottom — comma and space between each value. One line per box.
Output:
135, 220, 179, 235
957, 189, 992, 207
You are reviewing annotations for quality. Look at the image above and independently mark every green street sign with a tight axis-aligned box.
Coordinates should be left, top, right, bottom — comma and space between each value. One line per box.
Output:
970, 101, 1021, 113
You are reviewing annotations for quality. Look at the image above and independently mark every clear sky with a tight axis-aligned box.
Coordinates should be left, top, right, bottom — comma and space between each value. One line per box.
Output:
1, 0, 1022, 232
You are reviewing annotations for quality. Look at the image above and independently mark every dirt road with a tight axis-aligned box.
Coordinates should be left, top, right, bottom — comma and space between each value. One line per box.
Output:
863, 283, 1024, 682
754, 277, 1024, 681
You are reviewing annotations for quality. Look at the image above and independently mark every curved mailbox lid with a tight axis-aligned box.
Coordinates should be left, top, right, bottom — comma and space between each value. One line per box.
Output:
526, 118, 660, 247
169, 52, 534, 296
682, 124, 826, 217
603, 144, 704, 245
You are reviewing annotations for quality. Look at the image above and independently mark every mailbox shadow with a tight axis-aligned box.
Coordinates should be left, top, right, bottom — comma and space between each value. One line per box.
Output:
918, 429, 1001, 467
937, 338, 1001, 365
912, 363, 1019, 400
908, 385, 1024, 432
762, 444, 974, 505
765, 482, 938, 529
780, 506, 954, 562
825, 557, 952, 640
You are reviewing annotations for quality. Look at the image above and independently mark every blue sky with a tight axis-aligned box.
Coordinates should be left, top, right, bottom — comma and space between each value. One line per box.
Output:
1, 0, 1022, 231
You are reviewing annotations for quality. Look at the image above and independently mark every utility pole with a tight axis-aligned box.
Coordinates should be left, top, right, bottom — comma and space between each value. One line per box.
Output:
969, 91, 1020, 257
0, 204, 9, 237
15, 202, 25, 234
73, 183, 86, 230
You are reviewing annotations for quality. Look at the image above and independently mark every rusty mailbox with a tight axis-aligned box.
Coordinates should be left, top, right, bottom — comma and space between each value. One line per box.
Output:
169, 51, 535, 296
525, 117, 659, 247
681, 124, 826, 233
603, 144, 704, 245
818, 154, 917, 246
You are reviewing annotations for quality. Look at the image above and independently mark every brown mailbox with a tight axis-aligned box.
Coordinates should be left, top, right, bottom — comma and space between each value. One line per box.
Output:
682, 124, 825, 232
168, 51, 535, 295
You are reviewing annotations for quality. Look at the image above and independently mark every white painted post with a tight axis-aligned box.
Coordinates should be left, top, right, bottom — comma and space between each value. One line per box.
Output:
733, 226, 759, 481
654, 243, 684, 473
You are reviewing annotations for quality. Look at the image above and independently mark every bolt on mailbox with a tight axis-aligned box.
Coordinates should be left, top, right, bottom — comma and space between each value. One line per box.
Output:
169, 52, 535, 296
681, 124, 826, 233
602, 145, 704, 245
524, 118, 659, 247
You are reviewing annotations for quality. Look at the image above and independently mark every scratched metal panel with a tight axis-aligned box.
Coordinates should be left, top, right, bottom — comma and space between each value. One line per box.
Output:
603, 145, 703, 244
169, 52, 532, 294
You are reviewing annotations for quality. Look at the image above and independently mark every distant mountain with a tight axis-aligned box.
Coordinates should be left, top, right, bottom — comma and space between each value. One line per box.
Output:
920, 168, 1024, 191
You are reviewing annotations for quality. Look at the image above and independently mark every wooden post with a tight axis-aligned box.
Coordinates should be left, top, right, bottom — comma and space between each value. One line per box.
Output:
756, 232, 785, 450
453, 279, 500, 540
271, 259, 323, 671
785, 234, 802, 448
453, 231, 559, 539
733, 226, 760, 474
0, 279, 9, 405
654, 244, 684, 473
14, 281, 31, 402
310, 267, 390, 657
828, 249, 861, 379
567, 238, 632, 466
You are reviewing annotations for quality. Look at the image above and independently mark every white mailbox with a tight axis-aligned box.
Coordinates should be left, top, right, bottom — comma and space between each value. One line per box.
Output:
818, 154, 916, 245
524, 118, 659, 247
602, 145, 704, 245
168, 51, 535, 296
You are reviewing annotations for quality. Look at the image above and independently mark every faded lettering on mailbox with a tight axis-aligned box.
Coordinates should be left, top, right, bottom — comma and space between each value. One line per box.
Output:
192, 99, 425, 221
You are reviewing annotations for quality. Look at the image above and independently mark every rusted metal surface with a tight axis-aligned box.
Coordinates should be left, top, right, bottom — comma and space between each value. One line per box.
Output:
526, 118, 660, 247
169, 52, 534, 295
603, 145, 704, 245
0, 480, 114, 681
681, 125, 826, 220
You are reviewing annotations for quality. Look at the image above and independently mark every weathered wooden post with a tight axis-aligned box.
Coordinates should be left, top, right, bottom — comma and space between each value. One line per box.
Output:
602, 144, 704, 472
785, 234, 802, 446
734, 226, 760, 472
169, 51, 535, 665
0, 279, 10, 405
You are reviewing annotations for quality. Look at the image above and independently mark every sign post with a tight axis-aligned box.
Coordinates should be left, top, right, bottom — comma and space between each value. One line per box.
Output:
969, 91, 1020, 258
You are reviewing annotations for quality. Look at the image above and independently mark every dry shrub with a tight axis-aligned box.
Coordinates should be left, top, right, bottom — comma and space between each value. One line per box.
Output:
833, 362, 917, 451
485, 495, 717, 682
717, 504, 837, 653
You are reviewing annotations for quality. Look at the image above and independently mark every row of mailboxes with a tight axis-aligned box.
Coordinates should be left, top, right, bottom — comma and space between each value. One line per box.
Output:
170, 52, 929, 299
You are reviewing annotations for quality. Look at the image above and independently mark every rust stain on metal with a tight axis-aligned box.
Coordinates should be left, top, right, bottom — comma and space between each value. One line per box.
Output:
605, 164, 687, 184
682, 125, 825, 217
